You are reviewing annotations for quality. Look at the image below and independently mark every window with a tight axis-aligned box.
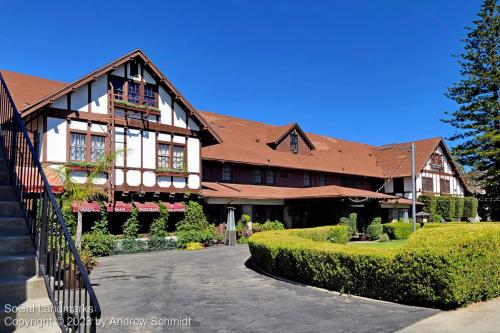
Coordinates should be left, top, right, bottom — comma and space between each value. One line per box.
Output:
90, 136, 105, 162
222, 165, 232, 182
172, 146, 185, 170
70, 133, 86, 162
130, 62, 139, 77
253, 169, 262, 184
440, 178, 450, 194
144, 85, 155, 107
128, 81, 140, 104
266, 169, 275, 185
157, 143, 170, 168
422, 177, 433, 192
290, 132, 298, 153
280, 171, 289, 179
393, 177, 404, 193
341, 177, 358, 189
319, 174, 327, 186
431, 153, 443, 170
304, 172, 311, 187
111, 78, 124, 100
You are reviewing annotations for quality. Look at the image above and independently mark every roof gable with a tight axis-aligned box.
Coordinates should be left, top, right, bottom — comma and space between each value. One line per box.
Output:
266, 123, 315, 150
1, 49, 221, 143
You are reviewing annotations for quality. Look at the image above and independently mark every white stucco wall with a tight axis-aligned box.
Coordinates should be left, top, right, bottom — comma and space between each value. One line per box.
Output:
142, 131, 155, 169
69, 120, 87, 131
143, 171, 155, 187
52, 95, 67, 109
91, 75, 108, 114
188, 175, 200, 189
126, 129, 141, 168
187, 137, 200, 173
115, 169, 124, 186
158, 87, 172, 125
173, 102, 186, 128
114, 127, 125, 167
71, 85, 88, 112
126, 170, 141, 186
46, 117, 66, 162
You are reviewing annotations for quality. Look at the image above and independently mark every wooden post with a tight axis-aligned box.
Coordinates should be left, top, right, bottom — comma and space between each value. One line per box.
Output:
76, 211, 82, 250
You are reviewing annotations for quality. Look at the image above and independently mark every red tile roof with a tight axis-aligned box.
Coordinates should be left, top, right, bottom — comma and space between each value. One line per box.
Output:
0, 70, 67, 110
202, 182, 396, 200
199, 111, 446, 179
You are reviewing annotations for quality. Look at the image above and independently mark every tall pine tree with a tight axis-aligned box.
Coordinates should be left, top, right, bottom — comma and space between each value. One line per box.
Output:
444, 0, 499, 220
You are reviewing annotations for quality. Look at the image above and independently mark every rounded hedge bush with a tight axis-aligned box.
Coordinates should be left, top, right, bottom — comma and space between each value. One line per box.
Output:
248, 223, 500, 308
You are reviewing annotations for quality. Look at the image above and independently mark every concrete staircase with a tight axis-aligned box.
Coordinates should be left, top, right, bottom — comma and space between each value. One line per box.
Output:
0, 162, 59, 332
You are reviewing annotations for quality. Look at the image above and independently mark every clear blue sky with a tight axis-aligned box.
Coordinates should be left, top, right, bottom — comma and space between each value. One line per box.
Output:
0, 0, 480, 146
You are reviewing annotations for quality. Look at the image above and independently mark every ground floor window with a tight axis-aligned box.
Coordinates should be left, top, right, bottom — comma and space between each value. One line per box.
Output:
440, 178, 450, 194
422, 177, 433, 192
70, 132, 86, 161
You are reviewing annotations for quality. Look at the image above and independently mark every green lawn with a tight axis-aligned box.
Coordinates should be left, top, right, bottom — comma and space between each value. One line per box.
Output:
348, 239, 408, 249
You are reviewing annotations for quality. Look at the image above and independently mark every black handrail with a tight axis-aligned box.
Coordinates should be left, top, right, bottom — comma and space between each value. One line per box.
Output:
0, 73, 101, 332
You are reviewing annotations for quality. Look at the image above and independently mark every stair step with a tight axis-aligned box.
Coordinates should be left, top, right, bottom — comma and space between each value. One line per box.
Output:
0, 254, 37, 277
0, 297, 59, 333
0, 236, 33, 256
0, 201, 22, 217
0, 171, 9, 186
0, 217, 27, 236
0, 276, 49, 305
0, 186, 16, 201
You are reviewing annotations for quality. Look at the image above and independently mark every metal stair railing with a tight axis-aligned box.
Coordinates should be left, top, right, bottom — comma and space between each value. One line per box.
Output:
0, 73, 101, 332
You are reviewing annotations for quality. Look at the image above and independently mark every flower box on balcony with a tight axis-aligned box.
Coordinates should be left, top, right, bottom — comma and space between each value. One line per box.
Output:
114, 99, 161, 115
155, 168, 189, 177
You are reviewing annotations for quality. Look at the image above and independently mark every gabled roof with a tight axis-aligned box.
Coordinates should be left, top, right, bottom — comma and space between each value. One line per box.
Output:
266, 122, 315, 150
1, 49, 221, 143
0, 70, 66, 110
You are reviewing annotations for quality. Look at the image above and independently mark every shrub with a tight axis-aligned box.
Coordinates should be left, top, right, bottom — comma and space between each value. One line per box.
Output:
186, 242, 204, 251
149, 202, 169, 238
175, 201, 215, 248
248, 223, 500, 308
78, 249, 98, 273
463, 197, 479, 219
454, 197, 465, 221
238, 236, 249, 244
92, 202, 109, 233
339, 213, 357, 236
113, 237, 177, 255
253, 220, 284, 232
436, 196, 455, 222
430, 213, 444, 223
61, 201, 76, 235
383, 223, 417, 240
123, 206, 140, 239
294, 226, 349, 244
365, 217, 383, 240
379, 233, 390, 242
82, 230, 115, 256
419, 195, 437, 214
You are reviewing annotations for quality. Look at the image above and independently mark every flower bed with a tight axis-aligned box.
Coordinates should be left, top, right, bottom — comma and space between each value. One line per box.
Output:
248, 223, 500, 308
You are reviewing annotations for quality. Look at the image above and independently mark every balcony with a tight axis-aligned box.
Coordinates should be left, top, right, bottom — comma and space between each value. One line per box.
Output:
112, 80, 161, 116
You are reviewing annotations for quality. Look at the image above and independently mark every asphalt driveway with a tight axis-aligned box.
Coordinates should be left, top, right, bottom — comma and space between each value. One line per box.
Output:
91, 245, 438, 332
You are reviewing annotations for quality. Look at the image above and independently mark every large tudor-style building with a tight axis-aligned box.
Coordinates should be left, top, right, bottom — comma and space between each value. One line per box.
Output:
0, 50, 468, 229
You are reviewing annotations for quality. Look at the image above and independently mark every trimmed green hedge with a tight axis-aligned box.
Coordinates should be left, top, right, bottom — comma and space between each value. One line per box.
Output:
419, 195, 478, 221
383, 223, 418, 240
248, 223, 500, 308
294, 225, 349, 244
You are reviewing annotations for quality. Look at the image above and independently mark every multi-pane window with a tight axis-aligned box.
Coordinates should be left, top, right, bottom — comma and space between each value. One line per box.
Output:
280, 171, 289, 179
253, 169, 262, 184
172, 146, 185, 170
431, 153, 443, 170
157, 144, 170, 168
90, 136, 105, 162
128, 81, 140, 104
222, 165, 232, 182
266, 169, 275, 185
290, 132, 298, 153
111, 78, 124, 100
144, 85, 155, 107
422, 177, 433, 192
440, 179, 450, 194
304, 172, 311, 187
70, 133, 86, 162
319, 174, 327, 186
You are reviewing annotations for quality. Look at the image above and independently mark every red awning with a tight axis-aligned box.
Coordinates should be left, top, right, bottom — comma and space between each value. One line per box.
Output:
105, 201, 133, 213
165, 202, 185, 212
134, 202, 160, 213
72, 202, 101, 213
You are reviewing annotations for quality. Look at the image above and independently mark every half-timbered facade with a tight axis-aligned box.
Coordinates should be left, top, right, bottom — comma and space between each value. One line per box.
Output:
1, 50, 220, 211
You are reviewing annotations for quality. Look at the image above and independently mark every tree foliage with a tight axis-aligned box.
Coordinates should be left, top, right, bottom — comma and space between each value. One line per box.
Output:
149, 201, 169, 238
123, 206, 140, 239
443, 0, 500, 219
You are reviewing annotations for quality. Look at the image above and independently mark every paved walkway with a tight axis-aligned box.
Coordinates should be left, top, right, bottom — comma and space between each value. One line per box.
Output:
91, 245, 437, 332
397, 297, 500, 333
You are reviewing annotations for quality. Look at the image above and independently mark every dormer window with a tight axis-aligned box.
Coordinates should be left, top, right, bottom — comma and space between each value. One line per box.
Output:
290, 132, 298, 153
431, 153, 443, 170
